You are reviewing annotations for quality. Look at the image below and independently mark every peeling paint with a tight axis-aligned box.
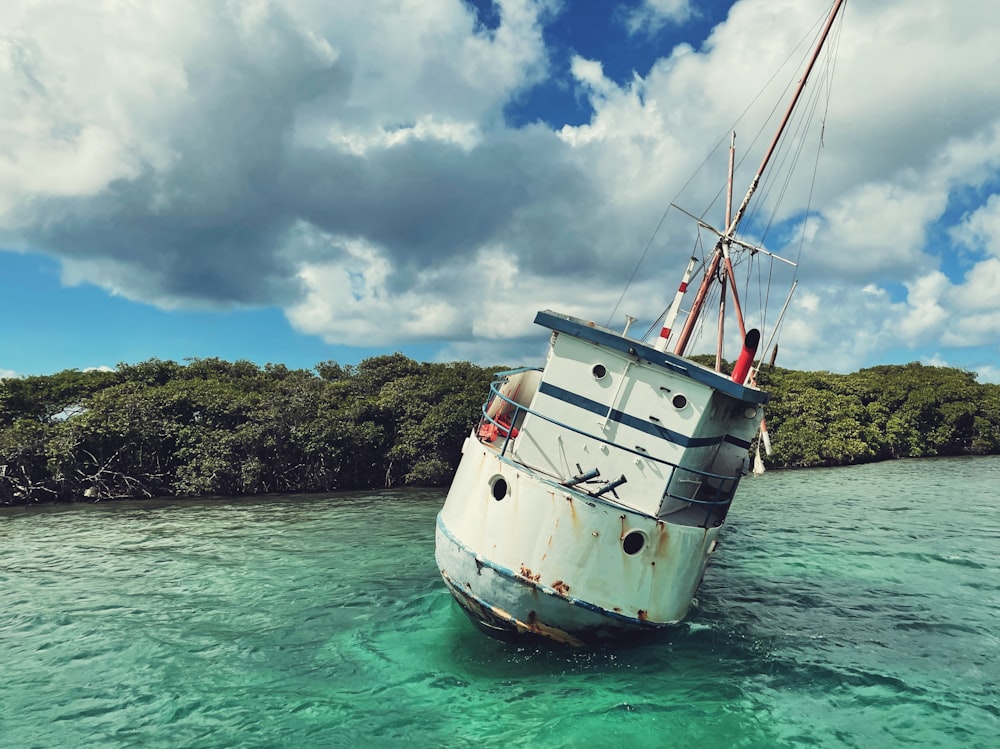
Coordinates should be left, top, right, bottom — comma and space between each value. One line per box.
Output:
518, 564, 541, 584
524, 611, 584, 646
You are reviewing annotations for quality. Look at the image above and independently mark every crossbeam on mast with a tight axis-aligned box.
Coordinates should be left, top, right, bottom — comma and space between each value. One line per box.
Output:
669, 204, 799, 267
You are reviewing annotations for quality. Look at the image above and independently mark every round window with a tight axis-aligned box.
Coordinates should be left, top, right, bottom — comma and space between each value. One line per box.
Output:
592, 363, 608, 380
622, 530, 646, 555
672, 393, 688, 409
490, 475, 508, 501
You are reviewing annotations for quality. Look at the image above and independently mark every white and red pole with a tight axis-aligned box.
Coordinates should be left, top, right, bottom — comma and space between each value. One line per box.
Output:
654, 255, 698, 352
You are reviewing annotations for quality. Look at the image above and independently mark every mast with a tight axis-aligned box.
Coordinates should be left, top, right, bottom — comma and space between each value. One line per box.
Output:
721, 131, 747, 342
673, 0, 846, 358
725, 0, 847, 239
715, 275, 726, 371
715, 132, 736, 371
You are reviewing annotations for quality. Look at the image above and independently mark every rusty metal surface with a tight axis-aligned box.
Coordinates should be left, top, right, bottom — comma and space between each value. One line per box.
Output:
435, 309, 754, 645
437, 564, 671, 647
435, 449, 722, 645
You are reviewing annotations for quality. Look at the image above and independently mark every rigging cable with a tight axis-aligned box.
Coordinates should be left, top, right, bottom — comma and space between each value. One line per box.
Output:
758, 3, 846, 365
605, 1, 844, 337
604, 23, 818, 328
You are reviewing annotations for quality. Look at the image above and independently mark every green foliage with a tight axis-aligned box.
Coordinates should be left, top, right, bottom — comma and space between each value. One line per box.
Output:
0, 368, 116, 427
1, 355, 997, 505
760, 362, 1000, 467
0, 355, 499, 504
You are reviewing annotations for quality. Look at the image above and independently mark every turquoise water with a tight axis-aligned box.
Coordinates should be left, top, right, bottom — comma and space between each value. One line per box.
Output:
2, 456, 998, 748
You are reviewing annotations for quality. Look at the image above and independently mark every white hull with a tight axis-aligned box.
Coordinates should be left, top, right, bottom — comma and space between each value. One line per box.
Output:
436, 439, 724, 645
435, 310, 767, 645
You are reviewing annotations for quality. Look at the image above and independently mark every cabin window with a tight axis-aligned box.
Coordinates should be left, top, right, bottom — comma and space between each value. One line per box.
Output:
672, 393, 688, 410
591, 363, 608, 380
489, 475, 508, 501
622, 530, 646, 555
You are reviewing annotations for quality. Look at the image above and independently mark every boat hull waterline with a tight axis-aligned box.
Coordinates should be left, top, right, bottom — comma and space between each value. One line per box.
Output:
435, 311, 766, 645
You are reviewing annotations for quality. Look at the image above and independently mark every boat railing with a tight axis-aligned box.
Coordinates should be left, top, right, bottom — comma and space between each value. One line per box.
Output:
479, 372, 741, 510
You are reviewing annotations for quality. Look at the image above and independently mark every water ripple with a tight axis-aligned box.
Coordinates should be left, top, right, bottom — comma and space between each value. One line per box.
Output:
2, 460, 999, 748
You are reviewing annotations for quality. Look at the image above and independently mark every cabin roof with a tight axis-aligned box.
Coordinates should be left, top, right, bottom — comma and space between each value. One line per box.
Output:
534, 309, 769, 405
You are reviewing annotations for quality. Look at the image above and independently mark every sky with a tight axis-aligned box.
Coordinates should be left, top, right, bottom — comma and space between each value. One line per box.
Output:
2, 0, 999, 383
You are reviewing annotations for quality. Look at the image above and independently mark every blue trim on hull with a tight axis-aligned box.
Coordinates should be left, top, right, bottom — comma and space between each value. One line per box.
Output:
537, 381, 753, 450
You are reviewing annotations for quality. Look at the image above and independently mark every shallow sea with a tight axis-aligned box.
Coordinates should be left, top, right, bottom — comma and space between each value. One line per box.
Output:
2, 456, 998, 748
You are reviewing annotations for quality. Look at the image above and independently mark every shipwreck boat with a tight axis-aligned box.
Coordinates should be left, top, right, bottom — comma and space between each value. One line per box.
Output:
435, 0, 847, 646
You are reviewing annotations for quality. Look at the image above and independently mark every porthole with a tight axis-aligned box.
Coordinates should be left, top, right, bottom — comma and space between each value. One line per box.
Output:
490, 475, 508, 501
622, 530, 647, 555
672, 393, 688, 409
592, 363, 608, 380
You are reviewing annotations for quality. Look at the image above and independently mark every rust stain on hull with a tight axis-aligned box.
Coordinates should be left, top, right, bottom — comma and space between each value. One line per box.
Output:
655, 521, 670, 557
522, 611, 584, 647
442, 569, 665, 648
565, 494, 578, 527
518, 564, 541, 584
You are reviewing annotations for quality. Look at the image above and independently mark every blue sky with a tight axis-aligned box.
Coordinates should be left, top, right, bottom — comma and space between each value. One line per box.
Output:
2, 0, 999, 383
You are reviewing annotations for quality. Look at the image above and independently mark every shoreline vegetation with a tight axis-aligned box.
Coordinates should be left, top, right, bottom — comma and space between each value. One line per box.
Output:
2, 354, 998, 506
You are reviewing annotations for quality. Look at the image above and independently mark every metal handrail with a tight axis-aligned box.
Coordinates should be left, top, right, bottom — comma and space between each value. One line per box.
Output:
479, 374, 741, 507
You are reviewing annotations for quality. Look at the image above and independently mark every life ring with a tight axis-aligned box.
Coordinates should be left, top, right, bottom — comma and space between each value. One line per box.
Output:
478, 417, 519, 443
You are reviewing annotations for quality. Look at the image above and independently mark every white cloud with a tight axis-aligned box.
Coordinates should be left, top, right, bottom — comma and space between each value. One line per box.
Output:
941, 311, 1000, 349
1, 0, 1000, 376
287, 234, 465, 345
624, 1, 693, 36
951, 257, 1000, 312
335, 116, 483, 155
953, 192, 1000, 261
739, 283, 901, 374
973, 364, 1000, 385
808, 179, 945, 277
898, 272, 950, 344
